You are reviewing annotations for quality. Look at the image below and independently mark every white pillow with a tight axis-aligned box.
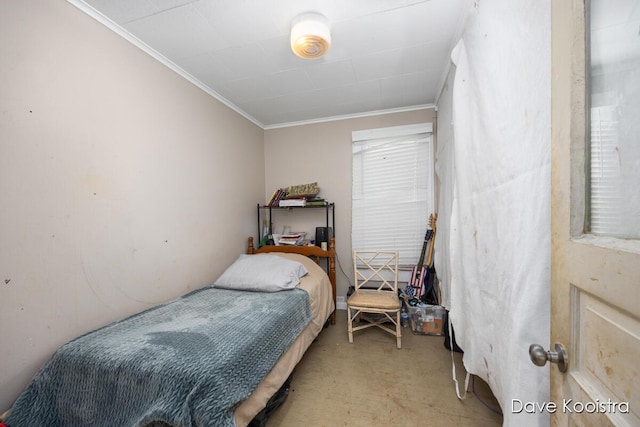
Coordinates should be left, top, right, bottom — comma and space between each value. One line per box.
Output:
213, 254, 308, 292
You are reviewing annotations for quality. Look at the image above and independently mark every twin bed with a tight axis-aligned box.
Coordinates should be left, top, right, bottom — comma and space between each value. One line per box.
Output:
3, 237, 336, 427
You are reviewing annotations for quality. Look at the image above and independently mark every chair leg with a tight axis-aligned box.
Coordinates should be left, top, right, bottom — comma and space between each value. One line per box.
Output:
396, 311, 402, 349
347, 307, 354, 344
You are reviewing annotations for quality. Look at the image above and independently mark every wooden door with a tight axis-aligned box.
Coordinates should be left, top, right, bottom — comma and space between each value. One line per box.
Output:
550, 0, 640, 425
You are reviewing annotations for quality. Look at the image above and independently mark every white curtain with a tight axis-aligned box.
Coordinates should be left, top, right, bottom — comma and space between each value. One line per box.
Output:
435, 1, 550, 425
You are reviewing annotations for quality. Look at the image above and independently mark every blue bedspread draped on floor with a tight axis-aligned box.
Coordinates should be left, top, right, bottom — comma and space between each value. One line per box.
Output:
6, 286, 312, 427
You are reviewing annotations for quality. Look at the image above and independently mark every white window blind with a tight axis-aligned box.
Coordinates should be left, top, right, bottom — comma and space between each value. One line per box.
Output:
588, 0, 640, 239
590, 106, 624, 236
352, 124, 434, 267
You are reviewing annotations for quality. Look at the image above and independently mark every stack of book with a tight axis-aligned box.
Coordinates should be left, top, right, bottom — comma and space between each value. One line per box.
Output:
266, 188, 328, 208
278, 232, 306, 245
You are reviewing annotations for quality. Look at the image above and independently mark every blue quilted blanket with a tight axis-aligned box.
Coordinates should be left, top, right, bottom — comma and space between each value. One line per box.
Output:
6, 286, 312, 427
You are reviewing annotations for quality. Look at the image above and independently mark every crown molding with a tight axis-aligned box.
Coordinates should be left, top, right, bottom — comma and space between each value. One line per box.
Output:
263, 104, 436, 130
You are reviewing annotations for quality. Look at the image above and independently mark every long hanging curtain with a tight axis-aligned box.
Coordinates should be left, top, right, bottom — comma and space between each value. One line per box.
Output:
435, 1, 551, 425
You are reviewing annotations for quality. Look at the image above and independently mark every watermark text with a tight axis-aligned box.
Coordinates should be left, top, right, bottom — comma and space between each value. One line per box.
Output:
511, 398, 629, 414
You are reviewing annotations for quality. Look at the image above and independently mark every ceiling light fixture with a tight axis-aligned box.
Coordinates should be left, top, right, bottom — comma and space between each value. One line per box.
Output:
290, 12, 331, 59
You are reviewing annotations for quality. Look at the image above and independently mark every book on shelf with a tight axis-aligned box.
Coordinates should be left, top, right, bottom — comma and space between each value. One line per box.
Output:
267, 188, 286, 206
279, 197, 306, 207
305, 197, 327, 206
277, 232, 306, 245
265, 189, 279, 206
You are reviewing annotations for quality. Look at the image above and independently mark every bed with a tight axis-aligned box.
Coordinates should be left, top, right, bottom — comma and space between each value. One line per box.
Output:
2, 237, 336, 427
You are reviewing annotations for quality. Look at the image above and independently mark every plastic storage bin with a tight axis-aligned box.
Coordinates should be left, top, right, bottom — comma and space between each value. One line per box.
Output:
407, 304, 445, 335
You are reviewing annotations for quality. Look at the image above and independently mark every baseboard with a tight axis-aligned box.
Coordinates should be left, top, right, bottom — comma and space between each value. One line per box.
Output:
336, 296, 347, 310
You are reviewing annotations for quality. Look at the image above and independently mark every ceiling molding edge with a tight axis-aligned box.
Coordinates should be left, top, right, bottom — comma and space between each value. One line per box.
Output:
66, 0, 265, 129
263, 104, 437, 130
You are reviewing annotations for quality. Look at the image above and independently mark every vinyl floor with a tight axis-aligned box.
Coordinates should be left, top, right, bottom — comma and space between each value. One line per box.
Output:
266, 310, 504, 427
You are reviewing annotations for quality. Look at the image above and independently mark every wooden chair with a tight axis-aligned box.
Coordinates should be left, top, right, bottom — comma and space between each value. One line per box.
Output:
347, 250, 402, 349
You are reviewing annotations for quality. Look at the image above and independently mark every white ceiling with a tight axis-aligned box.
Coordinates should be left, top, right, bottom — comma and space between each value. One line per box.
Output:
72, 0, 468, 129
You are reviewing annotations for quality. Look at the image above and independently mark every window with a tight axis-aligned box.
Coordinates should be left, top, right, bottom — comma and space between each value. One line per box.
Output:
588, 0, 640, 239
352, 123, 434, 266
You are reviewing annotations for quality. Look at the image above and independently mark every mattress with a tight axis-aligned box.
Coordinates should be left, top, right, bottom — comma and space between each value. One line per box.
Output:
234, 253, 335, 426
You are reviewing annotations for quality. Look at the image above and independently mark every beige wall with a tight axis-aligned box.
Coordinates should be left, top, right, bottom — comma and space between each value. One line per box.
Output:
263, 109, 436, 301
0, 1, 264, 410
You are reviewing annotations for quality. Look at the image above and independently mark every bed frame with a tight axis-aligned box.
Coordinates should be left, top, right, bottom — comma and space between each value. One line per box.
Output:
247, 236, 337, 325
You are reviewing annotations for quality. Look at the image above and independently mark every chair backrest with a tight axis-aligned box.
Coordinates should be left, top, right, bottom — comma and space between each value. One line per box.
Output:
353, 251, 399, 292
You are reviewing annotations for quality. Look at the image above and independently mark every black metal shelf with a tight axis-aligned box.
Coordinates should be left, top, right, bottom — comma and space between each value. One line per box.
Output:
257, 203, 335, 241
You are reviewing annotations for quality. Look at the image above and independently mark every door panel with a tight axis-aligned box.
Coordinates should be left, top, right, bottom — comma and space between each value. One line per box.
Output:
551, 0, 640, 426
573, 290, 639, 418
568, 238, 640, 316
